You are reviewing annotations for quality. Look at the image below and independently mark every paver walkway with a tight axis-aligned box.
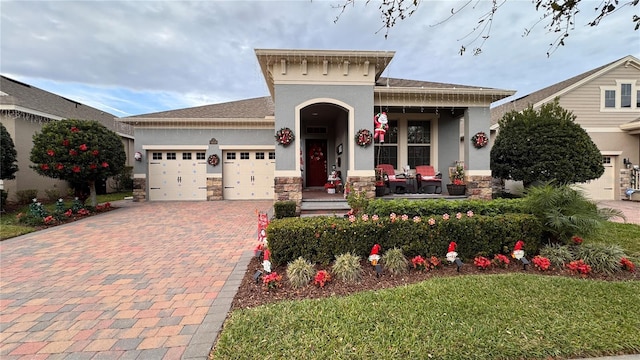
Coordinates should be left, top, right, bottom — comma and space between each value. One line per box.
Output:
0, 200, 272, 360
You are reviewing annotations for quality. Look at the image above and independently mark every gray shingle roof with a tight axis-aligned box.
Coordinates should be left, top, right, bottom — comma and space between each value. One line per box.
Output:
0, 75, 133, 136
125, 96, 275, 119
377, 77, 491, 90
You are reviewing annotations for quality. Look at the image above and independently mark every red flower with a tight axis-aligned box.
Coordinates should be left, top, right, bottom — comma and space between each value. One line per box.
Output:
92, 149, 99, 156
493, 254, 510, 268
453, 179, 464, 185
532, 256, 551, 271
79, 144, 88, 151
474, 256, 491, 270
411, 255, 427, 270
89, 163, 98, 170
314, 270, 331, 288
571, 236, 583, 245
40, 164, 50, 170
64, 209, 73, 217
620, 257, 635, 272
566, 259, 591, 276
47, 149, 55, 156
44, 215, 55, 224
71, 126, 79, 133
101, 162, 109, 168
77, 208, 90, 216
72, 165, 81, 173
62, 139, 70, 147
56, 163, 64, 170
69, 149, 78, 156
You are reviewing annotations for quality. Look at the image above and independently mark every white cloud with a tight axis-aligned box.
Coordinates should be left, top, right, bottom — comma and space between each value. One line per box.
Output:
1, 0, 637, 115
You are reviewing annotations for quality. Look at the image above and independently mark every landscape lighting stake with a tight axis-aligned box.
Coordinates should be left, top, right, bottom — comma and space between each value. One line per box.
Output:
253, 270, 263, 283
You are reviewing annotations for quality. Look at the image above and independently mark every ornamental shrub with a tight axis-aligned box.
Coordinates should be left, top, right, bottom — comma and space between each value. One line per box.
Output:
286, 257, 315, 289
365, 198, 525, 218
574, 243, 627, 275
274, 201, 297, 218
539, 244, 574, 268
0, 122, 18, 181
332, 253, 362, 283
381, 247, 408, 275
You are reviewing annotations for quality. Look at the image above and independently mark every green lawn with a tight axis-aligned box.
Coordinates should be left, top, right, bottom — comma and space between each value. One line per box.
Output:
0, 192, 132, 240
213, 274, 640, 360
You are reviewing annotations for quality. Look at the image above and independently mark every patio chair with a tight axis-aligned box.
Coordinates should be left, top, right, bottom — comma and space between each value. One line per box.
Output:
376, 164, 407, 194
415, 165, 442, 194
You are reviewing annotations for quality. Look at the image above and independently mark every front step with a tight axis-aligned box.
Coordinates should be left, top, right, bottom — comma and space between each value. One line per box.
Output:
300, 198, 350, 217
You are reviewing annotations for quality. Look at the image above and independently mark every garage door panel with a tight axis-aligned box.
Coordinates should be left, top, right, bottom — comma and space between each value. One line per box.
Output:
577, 156, 615, 201
148, 151, 206, 201
223, 150, 274, 200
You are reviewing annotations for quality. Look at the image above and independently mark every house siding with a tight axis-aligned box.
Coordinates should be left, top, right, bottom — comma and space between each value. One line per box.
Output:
556, 65, 640, 128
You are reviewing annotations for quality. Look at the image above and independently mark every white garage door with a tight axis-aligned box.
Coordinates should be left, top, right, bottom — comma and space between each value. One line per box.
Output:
577, 156, 615, 200
148, 151, 207, 201
223, 150, 275, 200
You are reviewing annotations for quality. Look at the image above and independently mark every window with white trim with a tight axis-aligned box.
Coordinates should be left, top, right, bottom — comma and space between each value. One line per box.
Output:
601, 80, 638, 111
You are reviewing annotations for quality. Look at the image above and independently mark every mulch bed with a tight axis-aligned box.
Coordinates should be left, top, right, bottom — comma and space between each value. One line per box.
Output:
231, 256, 639, 311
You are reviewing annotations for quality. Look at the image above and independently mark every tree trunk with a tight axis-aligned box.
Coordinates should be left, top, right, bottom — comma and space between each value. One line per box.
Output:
88, 180, 97, 207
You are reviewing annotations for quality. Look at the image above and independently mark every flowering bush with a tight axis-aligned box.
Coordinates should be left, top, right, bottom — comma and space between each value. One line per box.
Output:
263, 272, 283, 290
429, 256, 442, 269
355, 129, 373, 147
275, 127, 294, 146
474, 256, 491, 270
493, 254, 510, 268
620, 257, 636, 272
532, 256, 551, 271
566, 259, 591, 276
314, 270, 331, 288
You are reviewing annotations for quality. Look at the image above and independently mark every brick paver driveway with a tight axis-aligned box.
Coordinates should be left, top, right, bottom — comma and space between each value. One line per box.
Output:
1, 200, 272, 360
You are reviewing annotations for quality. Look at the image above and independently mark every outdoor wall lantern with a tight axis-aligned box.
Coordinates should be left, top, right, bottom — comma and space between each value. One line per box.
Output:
134, 151, 142, 161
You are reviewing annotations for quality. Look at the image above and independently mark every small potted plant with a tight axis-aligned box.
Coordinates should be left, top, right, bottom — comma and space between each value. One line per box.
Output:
446, 161, 466, 196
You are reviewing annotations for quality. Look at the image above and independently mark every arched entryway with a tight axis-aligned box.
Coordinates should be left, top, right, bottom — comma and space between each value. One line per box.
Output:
299, 102, 349, 189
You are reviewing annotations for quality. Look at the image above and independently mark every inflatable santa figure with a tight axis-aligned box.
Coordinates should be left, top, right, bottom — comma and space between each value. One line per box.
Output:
368, 244, 381, 266
446, 241, 458, 263
512, 240, 525, 260
263, 248, 272, 273
373, 112, 388, 143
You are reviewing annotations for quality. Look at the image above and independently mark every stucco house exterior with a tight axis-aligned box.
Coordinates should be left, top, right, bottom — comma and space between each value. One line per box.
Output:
491, 55, 640, 200
0, 75, 135, 202
118, 49, 514, 207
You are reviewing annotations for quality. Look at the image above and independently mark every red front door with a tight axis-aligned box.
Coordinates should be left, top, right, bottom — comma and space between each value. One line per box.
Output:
306, 140, 327, 187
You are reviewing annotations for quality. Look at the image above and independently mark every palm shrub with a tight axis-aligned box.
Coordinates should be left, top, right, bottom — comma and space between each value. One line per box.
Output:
332, 253, 362, 283
286, 257, 315, 289
575, 243, 626, 275
522, 182, 624, 243
539, 244, 574, 268
381, 247, 408, 275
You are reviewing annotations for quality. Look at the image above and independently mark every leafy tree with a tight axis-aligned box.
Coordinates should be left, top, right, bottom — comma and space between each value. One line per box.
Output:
491, 99, 603, 186
1, 122, 19, 180
30, 119, 126, 206
333, 0, 638, 56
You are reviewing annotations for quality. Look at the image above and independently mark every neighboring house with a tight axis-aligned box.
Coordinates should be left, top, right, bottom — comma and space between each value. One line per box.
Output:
0, 75, 135, 202
491, 55, 640, 200
118, 48, 514, 207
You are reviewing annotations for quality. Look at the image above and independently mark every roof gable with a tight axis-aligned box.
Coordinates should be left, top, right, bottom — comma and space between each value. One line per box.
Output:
490, 55, 640, 125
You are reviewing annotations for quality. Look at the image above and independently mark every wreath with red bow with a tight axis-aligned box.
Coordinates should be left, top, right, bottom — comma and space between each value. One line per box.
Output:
471, 131, 488, 149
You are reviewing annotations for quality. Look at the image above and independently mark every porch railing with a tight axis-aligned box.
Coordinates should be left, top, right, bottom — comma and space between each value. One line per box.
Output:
632, 166, 640, 190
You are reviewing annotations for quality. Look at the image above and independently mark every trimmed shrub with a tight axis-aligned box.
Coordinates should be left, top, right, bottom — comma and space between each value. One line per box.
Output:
274, 201, 297, 218
286, 257, 315, 289
365, 198, 525, 218
45, 188, 62, 202
267, 213, 543, 266
575, 243, 626, 275
332, 253, 362, 283
381, 247, 408, 275
539, 244, 574, 268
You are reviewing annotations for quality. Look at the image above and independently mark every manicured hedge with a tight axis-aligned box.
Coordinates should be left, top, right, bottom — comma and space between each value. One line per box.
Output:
365, 198, 525, 217
267, 213, 543, 266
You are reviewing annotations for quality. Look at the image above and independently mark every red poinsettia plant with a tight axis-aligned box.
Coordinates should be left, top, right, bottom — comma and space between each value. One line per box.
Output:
532, 256, 551, 271
571, 235, 583, 245
620, 257, 636, 272
314, 270, 331, 288
263, 272, 283, 290
493, 254, 511, 268
411, 255, 427, 271
566, 259, 591, 276
474, 256, 491, 270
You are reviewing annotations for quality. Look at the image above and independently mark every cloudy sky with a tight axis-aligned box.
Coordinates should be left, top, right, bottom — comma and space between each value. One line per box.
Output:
1, 0, 638, 117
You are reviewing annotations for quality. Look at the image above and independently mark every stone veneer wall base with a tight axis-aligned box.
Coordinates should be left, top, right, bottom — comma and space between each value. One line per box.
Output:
132, 178, 147, 202
274, 176, 303, 214
207, 177, 223, 200
466, 175, 492, 200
